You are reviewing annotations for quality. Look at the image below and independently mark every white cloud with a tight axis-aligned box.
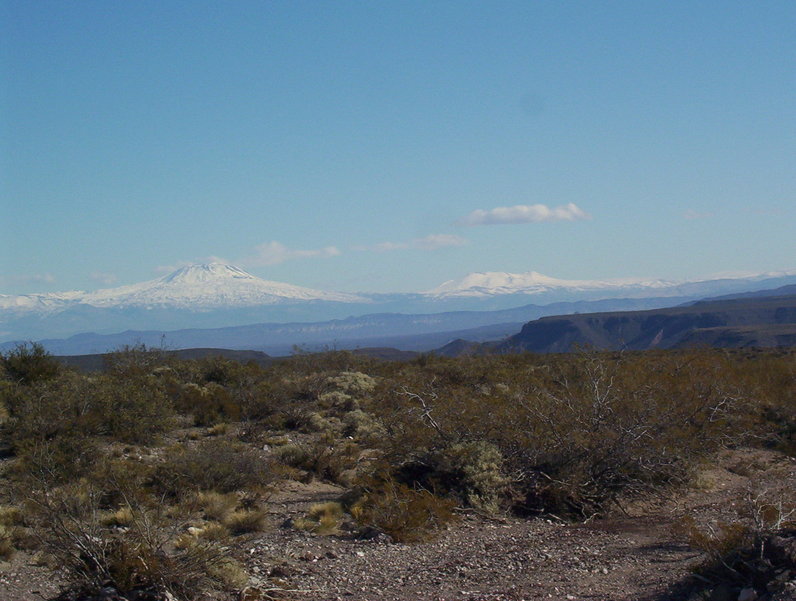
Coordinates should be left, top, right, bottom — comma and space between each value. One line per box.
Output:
683, 209, 714, 220
243, 241, 341, 266
90, 271, 117, 285
0, 272, 56, 291
11, 273, 55, 284
457, 203, 590, 226
356, 233, 468, 252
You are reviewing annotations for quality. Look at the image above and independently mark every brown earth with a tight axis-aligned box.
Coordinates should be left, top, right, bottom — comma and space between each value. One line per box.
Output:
2, 448, 794, 601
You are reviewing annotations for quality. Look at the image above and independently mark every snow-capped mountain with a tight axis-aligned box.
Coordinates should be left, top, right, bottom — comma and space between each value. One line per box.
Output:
425, 269, 796, 299
0, 264, 366, 314
4, 263, 796, 346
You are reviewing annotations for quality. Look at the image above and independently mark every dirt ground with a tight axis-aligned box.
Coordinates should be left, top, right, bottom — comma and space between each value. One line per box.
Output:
2, 447, 794, 601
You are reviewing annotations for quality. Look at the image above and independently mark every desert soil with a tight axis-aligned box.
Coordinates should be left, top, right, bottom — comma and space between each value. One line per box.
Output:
2, 447, 794, 601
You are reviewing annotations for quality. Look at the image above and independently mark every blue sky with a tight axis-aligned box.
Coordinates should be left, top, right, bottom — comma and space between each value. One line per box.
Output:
2, 1, 794, 294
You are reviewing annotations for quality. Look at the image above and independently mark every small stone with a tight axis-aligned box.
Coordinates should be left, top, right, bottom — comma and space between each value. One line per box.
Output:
738, 588, 757, 601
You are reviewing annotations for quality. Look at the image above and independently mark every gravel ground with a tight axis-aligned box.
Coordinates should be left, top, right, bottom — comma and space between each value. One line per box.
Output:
2, 448, 794, 601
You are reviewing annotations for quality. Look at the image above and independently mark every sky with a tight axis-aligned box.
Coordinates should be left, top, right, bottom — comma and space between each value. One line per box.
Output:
2, 1, 795, 295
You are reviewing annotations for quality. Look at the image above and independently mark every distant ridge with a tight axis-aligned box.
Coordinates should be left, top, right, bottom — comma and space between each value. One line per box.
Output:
4, 264, 796, 345
491, 294, 796, 354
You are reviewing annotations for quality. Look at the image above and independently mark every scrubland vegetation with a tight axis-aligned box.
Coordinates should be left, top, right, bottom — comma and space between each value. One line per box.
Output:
0, 343, 794, 600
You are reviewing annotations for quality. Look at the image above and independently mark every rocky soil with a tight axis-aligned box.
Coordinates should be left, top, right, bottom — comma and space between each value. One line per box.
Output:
2, 448, 794, 601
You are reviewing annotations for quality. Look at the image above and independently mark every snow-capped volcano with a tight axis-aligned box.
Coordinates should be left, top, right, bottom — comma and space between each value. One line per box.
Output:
0, 264, 365, 314
81, 263, 366, 308
425, 269, 796, 299
426, 271, 674, 298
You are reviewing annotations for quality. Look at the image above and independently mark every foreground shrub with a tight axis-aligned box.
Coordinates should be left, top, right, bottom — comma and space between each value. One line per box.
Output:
348, 470, 457, 542
0, 505, 27, 560
12, 435, 101, 486
273, 436, 361, 483
4, 371, 173, 450
153, 439, 272, 496
429, 441, 508, 513
677, 520, 796, 598
26, 483, 246, 599
0, 342, 61, 385
176, 382, 241, 426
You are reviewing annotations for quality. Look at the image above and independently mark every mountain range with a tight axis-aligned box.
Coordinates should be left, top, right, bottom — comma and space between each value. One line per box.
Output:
3, 263, 796, 352
436, 287, 796, 356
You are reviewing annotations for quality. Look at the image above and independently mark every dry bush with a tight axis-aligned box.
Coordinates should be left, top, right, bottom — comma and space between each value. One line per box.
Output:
25, 482, 245, 599
364, 350, 771, 518
0, 342, 61, 385
273, 436, 360, 483
348, 468, 457, 542
506, 351, 751, 516
103, 344, 169, 378
429, 441, 508, 514
0, 504, 27, 560
153, 439, 272, 496
4, 370, 173, 450
673, 481, 796, 596
10, 435, 101, 486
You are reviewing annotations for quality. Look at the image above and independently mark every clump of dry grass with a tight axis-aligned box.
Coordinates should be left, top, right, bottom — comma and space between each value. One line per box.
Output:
223, 509, 267, 535
293, 501, 344, 535
0, 505, 27, 560
194, 491, 238, 522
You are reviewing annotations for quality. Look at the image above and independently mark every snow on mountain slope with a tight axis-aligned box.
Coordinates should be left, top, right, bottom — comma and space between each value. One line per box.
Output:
425, 269, 796, 298
1, 264, 366, 314
81, 263, 365, 308
0, 291, 84, 313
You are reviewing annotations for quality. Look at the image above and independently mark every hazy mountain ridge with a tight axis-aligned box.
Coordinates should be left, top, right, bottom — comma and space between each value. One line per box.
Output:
492, 294, 796, 354
4, 263, 796, 346
0, 296, 696, 356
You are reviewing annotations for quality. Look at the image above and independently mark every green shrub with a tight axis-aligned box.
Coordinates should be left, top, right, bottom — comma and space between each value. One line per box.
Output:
177, 382, 241, 426
0, 342, 61, 385
431, 441, 507, 513
325, 371, 377, 397
4, 371, 173, 449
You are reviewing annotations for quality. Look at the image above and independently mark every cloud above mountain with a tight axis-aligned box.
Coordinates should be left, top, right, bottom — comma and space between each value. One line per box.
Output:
355, 233, 468, 253
89, 271, 118, 285
0, 272, 56, 287
243, 241, 341, 266
457, 203, 589, 226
